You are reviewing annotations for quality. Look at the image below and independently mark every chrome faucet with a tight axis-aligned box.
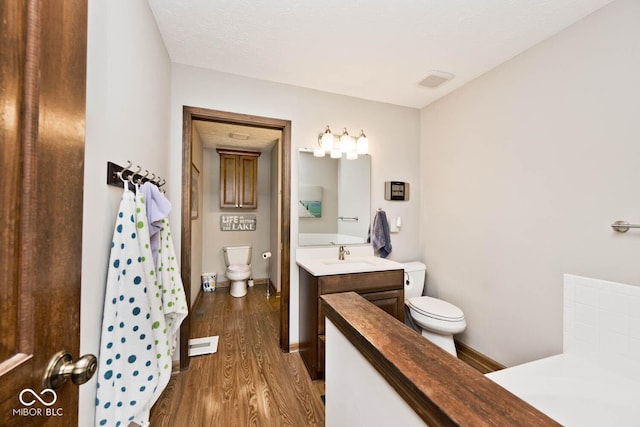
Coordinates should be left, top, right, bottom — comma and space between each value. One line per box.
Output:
338, 245, 350, 260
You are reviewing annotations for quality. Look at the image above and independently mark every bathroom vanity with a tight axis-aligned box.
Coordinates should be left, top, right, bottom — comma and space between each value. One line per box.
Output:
297, 256, 404, 380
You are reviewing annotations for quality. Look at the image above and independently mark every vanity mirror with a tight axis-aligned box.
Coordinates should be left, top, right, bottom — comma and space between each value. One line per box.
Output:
298, 149, 371, 246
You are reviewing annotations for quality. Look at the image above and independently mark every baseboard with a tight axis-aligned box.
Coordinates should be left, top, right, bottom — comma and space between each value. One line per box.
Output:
289, 342, 300, 352
455, 340, 505, 374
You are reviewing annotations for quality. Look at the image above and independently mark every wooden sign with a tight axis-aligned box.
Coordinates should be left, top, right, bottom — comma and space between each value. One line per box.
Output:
220, 214, 257, 231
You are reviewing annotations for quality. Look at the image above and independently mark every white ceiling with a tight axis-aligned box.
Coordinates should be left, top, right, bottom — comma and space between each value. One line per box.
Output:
148, 0, 614, 109
193, 120, 280, 152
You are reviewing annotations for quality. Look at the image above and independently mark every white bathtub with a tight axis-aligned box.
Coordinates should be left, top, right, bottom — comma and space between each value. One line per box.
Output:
487, 353, 640, 426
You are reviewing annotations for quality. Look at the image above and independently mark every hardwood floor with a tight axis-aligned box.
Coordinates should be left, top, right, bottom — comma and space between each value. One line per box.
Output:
150, 283, 325, 426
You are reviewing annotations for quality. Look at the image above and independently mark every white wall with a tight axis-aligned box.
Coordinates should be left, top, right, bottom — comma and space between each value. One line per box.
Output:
419, 0, 640, 367
169, 65, 421, 344
81, 0, 171, 424
325, 320, 426, 427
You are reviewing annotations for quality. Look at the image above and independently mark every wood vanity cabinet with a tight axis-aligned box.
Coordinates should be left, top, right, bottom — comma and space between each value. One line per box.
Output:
298, 267, 404, 380
217, 148, 260, 209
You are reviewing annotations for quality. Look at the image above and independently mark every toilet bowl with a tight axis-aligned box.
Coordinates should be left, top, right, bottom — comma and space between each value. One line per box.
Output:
403, 261, 466, 356
223, 245, 252, 298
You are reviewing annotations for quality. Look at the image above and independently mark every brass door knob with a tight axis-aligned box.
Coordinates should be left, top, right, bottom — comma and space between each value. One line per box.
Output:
43, 351, 98, 389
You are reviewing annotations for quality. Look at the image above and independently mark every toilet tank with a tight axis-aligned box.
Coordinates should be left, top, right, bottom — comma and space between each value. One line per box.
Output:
223, 245, 252, 266
402, 261, 426, 299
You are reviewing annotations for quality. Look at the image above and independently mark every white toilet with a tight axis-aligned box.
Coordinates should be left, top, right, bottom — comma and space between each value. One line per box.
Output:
223, 245, 252, 298
403, 261, 466, 356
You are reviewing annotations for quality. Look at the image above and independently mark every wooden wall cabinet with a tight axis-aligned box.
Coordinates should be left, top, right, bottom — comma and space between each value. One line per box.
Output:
217, 148, 260, 209
298, 267, 404, 379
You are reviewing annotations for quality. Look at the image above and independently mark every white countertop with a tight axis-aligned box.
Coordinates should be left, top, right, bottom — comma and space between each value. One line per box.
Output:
296, 246, 404, 276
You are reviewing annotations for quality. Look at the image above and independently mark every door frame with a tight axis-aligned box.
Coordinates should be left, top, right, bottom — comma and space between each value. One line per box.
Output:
179, 106, 291, 368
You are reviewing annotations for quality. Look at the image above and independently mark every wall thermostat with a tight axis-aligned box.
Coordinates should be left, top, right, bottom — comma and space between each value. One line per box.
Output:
384, 181, 409, 201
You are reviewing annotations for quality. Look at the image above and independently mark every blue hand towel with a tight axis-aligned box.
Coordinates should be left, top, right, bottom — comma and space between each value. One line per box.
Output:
372, 210, 392, 258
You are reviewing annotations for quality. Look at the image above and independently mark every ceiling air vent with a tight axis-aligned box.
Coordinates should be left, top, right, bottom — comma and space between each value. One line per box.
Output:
229, 132, 250, 140
419, 70, 454, 88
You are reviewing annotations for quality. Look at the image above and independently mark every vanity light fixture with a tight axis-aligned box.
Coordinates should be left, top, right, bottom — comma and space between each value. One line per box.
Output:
314, 125, 369, 159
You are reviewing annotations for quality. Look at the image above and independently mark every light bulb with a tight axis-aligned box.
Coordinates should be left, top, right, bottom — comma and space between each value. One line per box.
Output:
321, 126, 334, 151
340, 128, 355, 153
356, 130, 368, 154
330, 148, 342, 158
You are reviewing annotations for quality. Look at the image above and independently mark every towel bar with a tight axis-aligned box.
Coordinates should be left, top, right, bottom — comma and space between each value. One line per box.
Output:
338, 216, 359, 221
611, 220, 640, 233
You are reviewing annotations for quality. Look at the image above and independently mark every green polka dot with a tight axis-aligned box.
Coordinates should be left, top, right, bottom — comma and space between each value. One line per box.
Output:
152, 321, 160, 329
137, 221, 144, 229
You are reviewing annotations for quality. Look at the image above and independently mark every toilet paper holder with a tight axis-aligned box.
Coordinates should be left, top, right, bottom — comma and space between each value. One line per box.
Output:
262, 252, 272, 298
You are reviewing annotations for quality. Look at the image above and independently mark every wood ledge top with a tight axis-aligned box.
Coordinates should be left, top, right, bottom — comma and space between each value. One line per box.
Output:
320, 292, 560, 427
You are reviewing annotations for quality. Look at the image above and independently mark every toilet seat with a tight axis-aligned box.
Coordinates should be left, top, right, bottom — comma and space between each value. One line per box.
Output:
407, 297, 467, 336
407, 296, 464, 322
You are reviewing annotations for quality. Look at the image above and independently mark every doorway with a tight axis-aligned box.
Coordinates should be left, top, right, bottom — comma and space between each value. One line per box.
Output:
179, 107, 291, 369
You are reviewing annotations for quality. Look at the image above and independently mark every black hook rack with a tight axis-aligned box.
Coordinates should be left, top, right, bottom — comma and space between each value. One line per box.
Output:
106, 161, 165, 190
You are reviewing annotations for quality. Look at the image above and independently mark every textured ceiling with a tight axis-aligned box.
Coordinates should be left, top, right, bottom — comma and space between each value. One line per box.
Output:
148, 0, 614, 108
194, 121, 280, 152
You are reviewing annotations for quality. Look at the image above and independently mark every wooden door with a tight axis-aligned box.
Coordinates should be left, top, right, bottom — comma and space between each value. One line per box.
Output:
361, 289, 405, 321
219, 153, 239, 208
0, 1, 88, 425
238, 154, 258, 208
217, 149, 260, 208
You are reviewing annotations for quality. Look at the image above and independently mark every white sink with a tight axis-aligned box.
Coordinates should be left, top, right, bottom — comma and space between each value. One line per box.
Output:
296, 255, 403, 276
322, 259, 376, 268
